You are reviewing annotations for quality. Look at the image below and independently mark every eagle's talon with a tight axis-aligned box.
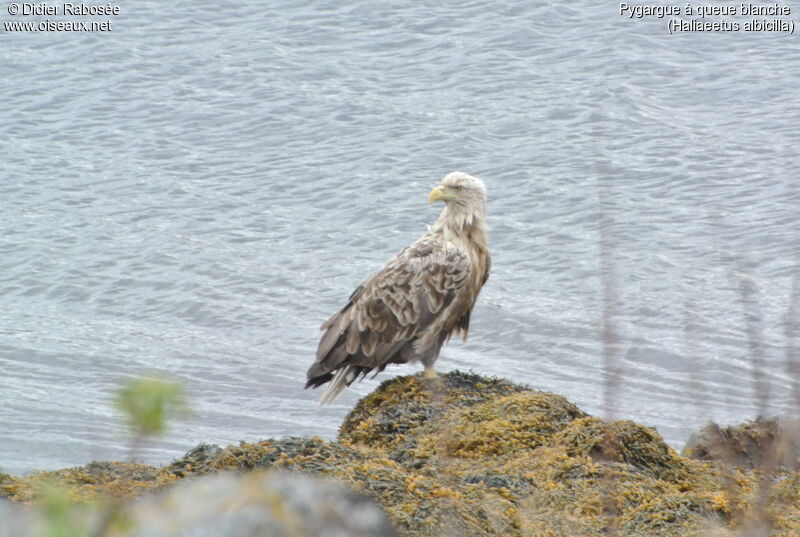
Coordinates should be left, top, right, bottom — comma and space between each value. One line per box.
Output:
423, 367, 438, 380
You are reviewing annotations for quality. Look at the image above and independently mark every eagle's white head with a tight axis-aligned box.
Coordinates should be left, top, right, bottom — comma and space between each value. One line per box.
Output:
429, 171, 487, 230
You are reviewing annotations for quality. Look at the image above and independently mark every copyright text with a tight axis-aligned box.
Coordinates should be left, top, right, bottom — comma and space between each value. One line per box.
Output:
4, 3, 120, 31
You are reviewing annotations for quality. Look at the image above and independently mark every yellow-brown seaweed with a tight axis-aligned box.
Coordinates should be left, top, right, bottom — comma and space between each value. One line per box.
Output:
3, 371, 799, 536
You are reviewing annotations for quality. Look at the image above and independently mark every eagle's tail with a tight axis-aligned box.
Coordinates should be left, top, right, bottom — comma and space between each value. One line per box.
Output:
318, 365, 358, 405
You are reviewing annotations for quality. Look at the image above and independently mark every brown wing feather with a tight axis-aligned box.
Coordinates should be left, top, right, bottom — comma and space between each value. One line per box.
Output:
305, 236, 470, 388
454, 252, 491, 341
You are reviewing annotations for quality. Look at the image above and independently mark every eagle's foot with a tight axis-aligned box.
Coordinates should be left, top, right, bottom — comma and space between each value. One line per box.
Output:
423, 366, 438, 380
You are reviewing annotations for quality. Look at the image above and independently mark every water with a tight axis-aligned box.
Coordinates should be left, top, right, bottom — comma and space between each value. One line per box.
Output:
2, 1, 799, 475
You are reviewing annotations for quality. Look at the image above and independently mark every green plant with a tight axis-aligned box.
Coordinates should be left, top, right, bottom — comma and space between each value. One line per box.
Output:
114, 374, 187, 437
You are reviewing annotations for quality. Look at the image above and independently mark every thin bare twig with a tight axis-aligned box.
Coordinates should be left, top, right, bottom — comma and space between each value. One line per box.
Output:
683, 297, 709, 421
597, 178, 621, 420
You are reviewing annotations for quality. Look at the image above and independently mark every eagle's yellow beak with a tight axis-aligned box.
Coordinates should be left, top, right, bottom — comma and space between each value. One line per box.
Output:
429, 185, 457, 204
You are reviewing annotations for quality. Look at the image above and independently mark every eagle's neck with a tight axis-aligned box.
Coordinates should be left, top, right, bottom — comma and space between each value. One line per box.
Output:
432, 204, 488, 251
432, 202, 490, 328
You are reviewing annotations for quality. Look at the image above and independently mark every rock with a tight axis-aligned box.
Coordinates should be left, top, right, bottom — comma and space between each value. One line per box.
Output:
6, 370, 800, 536
170, 372, 736, 536
683, 418, 800, 470
340, 370, 530, 453
0, 461, 176, 503
0, 472, 396, 537
127, 471, 397, 537
0, 498, 33, 537
166, 443, 222, 476
554, 417, 689, 481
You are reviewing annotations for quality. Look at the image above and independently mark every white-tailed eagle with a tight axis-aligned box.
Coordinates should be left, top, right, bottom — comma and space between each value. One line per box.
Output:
306, 171, 490, 404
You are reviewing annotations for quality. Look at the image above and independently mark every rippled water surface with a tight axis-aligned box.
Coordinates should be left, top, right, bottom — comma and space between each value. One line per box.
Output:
2, 2, 799, 474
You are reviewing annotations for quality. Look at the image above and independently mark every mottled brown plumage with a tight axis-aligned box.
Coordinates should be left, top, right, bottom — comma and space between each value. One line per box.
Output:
306, 172, 490, 404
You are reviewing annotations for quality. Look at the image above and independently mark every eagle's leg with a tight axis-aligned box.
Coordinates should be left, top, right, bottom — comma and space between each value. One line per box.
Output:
421, 362, 443, 391
420, 338, 445, 380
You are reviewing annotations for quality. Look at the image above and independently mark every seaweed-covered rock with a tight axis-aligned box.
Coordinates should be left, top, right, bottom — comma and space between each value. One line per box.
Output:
340, 371, 529, 453
171, 436, 369, 476
0, 461, 176, 503
166, 443, 222, 476
0, 472, 16, 499
6, 371, 800, 537
552, 417, 689, 481
683, 418, 800, 470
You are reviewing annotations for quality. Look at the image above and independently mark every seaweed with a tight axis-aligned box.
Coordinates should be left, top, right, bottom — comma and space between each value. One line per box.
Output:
5, 370, 800, 536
